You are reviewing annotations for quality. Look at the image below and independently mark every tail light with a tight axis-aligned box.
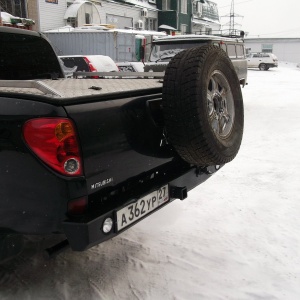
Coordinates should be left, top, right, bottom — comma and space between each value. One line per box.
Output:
83, 57, 99, 79
23, 118, 83, 176
68, 196, 88, 215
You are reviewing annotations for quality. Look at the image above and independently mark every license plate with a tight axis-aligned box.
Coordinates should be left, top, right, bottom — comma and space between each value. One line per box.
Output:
116, 185, 169, 231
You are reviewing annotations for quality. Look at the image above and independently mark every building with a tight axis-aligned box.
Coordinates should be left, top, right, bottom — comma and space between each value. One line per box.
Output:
1, 0, 221, 34
23, 0, 159, 32
0, 0, 27, 18
191, 0, 220, 34
0, 0, 35, 29
245, 38, 300, 63
156, 0, 220, 35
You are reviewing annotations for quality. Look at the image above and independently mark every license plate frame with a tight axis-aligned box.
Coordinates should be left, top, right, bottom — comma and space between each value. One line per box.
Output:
116, 185, 169, 232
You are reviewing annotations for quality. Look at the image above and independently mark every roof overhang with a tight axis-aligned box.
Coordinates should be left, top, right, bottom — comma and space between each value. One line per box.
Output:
64, 0, 98, 19
158, 24, 177, 31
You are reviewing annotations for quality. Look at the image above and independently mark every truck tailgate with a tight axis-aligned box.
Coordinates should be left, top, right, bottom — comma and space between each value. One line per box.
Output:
61, 82, 173, 195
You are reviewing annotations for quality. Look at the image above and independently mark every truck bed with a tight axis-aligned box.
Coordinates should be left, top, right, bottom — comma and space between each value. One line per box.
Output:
0, 78, 163, 99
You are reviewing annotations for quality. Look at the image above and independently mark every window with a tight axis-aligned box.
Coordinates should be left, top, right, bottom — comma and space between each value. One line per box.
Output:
202, 1, 219, 21
205, 27, 212, 35
145, 18, 157, 31
262, 44, 273, 53
180, 24, 187, 34
227, 44, 236, 58
181, 0, 187, 14
162, 0, 171, 10
197, 2, 202, 15
236, 45, 245, 58
85, 13, 91, 24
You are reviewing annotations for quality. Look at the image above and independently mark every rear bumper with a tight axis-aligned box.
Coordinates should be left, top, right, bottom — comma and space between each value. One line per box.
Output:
268, 63, 278, 68
63, 165, 221, 251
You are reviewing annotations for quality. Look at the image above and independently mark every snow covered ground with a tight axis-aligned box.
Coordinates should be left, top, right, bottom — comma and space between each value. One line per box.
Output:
1, 62, 300, 300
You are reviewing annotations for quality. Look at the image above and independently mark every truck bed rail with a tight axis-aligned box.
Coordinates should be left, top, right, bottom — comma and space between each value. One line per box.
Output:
0, 80, 63, 97
73, 71, 165, 78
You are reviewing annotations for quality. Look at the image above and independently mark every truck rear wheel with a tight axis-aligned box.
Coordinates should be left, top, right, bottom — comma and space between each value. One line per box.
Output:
162, 45, 244, 166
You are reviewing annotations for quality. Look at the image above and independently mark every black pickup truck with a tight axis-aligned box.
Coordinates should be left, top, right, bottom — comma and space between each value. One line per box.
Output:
0, 27, 244, 262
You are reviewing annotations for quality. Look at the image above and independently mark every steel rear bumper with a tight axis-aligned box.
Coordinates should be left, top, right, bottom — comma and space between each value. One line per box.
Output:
62, 165, 221, 251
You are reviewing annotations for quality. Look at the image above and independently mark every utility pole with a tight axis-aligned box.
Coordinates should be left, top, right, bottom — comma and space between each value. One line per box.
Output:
221, 0, 243, 36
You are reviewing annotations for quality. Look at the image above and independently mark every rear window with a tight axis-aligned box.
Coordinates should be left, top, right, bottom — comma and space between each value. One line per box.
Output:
0, 32, 63, 80
149, 40, 208, 62
60, 57, 89, 72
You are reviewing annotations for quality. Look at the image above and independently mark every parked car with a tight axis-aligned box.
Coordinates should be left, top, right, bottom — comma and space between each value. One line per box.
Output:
59, 55, 119, 78
58, 57, 77, 78
246, 52, 278, 70
144, 33, 248, 86
116, 61, 144, 72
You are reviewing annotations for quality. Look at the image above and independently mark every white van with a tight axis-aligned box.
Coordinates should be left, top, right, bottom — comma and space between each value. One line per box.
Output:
246, 52, 278, 70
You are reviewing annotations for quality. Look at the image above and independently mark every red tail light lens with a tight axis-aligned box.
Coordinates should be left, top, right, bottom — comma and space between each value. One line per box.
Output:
23, 118, 83, 176
67, 196, 88, 215
83, 57, 99, 79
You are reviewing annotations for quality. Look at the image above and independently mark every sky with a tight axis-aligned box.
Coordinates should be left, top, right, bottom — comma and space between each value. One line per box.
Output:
216, 0, 300, 38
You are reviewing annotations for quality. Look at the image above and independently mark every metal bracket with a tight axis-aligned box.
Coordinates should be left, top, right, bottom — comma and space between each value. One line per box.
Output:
170, 186, 188, 200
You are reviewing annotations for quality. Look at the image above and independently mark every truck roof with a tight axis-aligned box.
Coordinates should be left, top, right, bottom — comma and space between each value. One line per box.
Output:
153, 34, 244, 44
0, 26, 41, 37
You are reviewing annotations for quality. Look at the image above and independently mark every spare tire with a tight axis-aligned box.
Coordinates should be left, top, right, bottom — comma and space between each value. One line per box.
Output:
162, 45, 244, 166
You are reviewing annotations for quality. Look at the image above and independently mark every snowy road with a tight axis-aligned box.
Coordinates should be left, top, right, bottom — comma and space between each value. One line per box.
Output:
1, 63, 300, 300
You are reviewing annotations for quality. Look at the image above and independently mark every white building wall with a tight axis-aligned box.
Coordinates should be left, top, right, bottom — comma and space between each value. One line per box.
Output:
97, 1, 156, 30
245, 38, 300, 63
38, 0, 67, 31
36, 0, 158, 32
191, 20, 220, 34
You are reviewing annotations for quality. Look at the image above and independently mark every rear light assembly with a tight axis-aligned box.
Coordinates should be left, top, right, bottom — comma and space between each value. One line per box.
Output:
67, 196, 88, 215
23, 118, 83, 176
83, 57, 99, 79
